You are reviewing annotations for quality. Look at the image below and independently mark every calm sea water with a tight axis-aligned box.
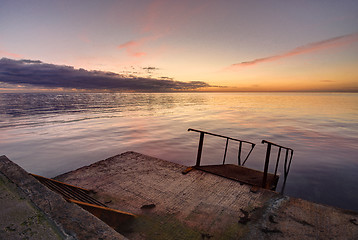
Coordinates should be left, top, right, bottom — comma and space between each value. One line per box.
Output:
0, 92, 357, 211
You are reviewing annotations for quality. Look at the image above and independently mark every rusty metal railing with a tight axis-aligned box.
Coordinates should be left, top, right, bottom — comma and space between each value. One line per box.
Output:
261, 140, 294, 190
188, 128, 256, 167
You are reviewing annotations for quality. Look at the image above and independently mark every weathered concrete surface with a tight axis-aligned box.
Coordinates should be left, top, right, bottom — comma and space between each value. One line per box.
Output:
243, 196, 358, 240
0, 172, 63, 240
55, 151, 358, 239
0, 155, 127, 240
57, 151, 275, 239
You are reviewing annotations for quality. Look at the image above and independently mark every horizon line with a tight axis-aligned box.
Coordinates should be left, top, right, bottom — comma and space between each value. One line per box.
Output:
1, 90, 357, 94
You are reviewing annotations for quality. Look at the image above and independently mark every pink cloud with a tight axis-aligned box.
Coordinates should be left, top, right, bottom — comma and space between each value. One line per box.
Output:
118, 40, 138, 49
118, 34, 162, 58
231, 32, 358, 68
132, 52, 146, 57
141, 0, 164, 33
117, 1, 207, 59
140, 0, 207, 35
0, 49, 22, 58
78, 33, 91, 44
118, 39, 147, 58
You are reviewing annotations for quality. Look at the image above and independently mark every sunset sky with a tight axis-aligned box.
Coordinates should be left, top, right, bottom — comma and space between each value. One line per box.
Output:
1, 0, 358, 92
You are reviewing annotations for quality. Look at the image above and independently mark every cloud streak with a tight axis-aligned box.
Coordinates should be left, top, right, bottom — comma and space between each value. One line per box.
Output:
231, 32, 358, 68
117, 34, 162, 58
0, 58, 211, 91
118, 40, 147, 57
0, 49, 22, 58
118, 1, 207, 59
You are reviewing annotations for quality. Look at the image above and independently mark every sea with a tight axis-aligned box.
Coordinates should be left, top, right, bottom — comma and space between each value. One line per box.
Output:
0, 92, 357, 212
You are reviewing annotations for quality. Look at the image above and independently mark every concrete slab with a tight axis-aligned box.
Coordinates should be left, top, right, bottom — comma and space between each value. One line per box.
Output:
195, 164, 278, 190
243, 196, 358, 240
0, 155, 127, 240
0, 172, 63, 240
56, 151, 275, 239
55, 151, 358, 239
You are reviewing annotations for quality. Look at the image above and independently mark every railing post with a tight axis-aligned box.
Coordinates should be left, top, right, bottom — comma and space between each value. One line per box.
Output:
274, 147, 282, 177
222, 138, 229, 164
238, 141, 242, 165
284, 148, 289, 178
262, 142, 271, 188
242, 143, 255, 166
281, 149, 294, 193
196, 132, 205, 167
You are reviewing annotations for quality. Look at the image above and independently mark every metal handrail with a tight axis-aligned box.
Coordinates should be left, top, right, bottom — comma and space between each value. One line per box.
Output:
261, 140, 294, 190
188, 128, 256, 167
262, 140, 293, 151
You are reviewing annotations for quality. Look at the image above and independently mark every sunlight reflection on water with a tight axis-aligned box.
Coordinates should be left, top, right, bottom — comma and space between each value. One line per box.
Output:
0, 92, 357, 211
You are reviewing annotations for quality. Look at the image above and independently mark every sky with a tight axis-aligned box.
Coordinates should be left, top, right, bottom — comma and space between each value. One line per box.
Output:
0, 0, 358, 92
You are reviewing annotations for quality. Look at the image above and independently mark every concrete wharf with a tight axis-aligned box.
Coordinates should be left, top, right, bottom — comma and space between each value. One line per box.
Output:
56, 151, 358, 239
1, 152, 357, 239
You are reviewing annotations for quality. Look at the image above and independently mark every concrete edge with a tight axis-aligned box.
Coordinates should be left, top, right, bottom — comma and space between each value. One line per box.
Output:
0, 155, 127, 240
55, 151, 188, 179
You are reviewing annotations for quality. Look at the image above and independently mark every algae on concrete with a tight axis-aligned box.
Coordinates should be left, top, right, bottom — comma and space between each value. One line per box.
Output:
0, 154, 128, 240
0, 172, 64, 240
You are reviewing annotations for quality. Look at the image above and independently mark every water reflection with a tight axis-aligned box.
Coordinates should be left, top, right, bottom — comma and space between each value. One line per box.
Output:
0, 92, 357, 212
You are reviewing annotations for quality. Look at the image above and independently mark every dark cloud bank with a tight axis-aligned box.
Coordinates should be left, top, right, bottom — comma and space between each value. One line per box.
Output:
0, 58, 211, 92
